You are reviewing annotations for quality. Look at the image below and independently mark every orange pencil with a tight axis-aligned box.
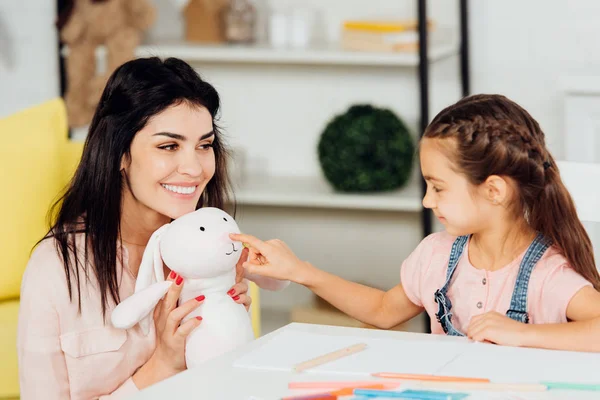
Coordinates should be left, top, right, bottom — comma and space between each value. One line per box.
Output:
372, 372, 490, 383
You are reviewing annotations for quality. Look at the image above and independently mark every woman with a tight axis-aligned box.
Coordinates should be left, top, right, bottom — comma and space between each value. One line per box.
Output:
17, 57, 286, 399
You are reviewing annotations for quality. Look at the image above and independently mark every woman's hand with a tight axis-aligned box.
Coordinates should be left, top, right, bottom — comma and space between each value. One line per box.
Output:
133, 271, 203, 389
228, 247, 252, 311
229, 233, 314, 285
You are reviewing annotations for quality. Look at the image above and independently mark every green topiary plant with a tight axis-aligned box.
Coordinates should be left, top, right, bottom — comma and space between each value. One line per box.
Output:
317, 104, 415, 192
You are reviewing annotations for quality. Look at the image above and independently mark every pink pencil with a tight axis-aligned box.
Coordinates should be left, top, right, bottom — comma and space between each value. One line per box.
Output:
288, 381, 402, 390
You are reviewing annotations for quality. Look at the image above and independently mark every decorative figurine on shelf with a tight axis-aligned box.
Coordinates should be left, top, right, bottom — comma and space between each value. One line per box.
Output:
183, 0, 229, 43
223, 0, 257, 44
110, 207, 289, 368
56, 0, 156, 128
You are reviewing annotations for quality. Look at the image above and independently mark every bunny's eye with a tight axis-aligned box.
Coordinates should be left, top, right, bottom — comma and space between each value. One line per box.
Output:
223, 218, 228, 222
200, 227, 205, 231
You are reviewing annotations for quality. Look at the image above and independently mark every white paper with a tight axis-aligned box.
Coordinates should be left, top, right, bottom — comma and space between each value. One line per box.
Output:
438, 341, 600, 384
233, 330, 469, 375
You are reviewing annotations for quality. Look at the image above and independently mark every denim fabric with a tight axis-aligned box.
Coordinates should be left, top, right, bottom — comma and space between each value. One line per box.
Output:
434, 233, 550, 336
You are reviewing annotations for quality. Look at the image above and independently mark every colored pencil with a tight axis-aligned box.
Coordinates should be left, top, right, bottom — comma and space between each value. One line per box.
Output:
542, 381, 600, 391
372, 372, 490, 383
353, 389, 463, 399
288, 381, 401, 390
282, 384, 389, 400
404, 381, 547, 392
282, 394, 337, 400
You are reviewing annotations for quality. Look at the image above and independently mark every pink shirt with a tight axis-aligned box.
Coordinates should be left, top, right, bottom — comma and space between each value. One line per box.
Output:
17, 238, 152, 399
401, 232, 592, 334
17, 237, 285, 399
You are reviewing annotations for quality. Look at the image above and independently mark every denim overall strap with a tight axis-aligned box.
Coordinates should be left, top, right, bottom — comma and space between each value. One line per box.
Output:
505, 233, 551, 323
434, 235, 469, 336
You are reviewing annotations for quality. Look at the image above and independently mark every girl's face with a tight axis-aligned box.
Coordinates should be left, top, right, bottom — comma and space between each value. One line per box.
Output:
420, 137, 496, 236
122, 103, 216, 220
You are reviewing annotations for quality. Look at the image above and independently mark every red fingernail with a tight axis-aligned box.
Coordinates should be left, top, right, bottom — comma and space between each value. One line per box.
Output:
232, 295, 240, 301
227, 289, 235, 296
196, 316, 203, 321
169, 271, 176, 279
176, 276, 183, 285
195, 295, 205, 302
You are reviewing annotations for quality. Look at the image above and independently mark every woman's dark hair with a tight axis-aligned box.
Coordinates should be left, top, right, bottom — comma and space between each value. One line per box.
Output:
424, 94, 600, 290
46, 57, 232, 318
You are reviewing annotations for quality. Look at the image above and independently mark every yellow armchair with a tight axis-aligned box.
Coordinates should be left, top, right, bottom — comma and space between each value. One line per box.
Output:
0, 98, 260, 399
0, 98, 74, 399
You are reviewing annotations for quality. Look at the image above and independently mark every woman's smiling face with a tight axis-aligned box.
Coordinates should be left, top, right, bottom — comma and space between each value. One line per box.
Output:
122, 102, 216, 220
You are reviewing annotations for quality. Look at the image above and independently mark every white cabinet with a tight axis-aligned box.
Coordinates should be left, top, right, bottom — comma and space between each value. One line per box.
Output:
563, 77, 600, 163
563, 77, 600, 269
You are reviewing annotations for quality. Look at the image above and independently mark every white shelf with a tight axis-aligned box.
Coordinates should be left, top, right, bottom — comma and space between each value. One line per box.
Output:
128, 40, 457, 67
63, 40, 458, 68
231, 175, 422, 212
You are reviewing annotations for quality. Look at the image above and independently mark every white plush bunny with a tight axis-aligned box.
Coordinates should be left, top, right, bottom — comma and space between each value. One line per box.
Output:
111, 207, 287, 367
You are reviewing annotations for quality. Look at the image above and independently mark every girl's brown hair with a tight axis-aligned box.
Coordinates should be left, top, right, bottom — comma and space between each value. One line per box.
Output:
424, 94, 600, 290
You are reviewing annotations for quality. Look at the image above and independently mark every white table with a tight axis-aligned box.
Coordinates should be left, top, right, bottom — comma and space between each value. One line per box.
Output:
130, 323, 599, 400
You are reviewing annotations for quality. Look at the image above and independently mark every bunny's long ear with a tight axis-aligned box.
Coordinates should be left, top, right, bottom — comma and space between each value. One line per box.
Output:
111, 280, 172, 332
111, 224, 170, 335
136, 223, 170, 334
135, 223, 170, 293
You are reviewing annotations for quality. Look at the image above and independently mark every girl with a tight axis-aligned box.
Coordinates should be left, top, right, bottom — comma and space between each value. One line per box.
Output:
17, 57, 285, 399
232, 94, 600, 352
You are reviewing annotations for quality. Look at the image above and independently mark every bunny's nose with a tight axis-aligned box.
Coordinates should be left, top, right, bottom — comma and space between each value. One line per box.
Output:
220, 232, 237, 243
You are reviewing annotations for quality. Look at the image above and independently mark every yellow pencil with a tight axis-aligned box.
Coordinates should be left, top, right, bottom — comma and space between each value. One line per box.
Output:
293, 343, 367, 372
372, 372, 489, 382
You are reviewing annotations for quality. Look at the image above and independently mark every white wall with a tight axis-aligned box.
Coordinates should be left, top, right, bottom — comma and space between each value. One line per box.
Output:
469, 0, 600, 159
0, 1, 59, 118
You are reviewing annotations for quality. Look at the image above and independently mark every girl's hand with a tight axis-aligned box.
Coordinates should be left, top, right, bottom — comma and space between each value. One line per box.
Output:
228, 247, 252, 311
466, 311, 530, 347
133, 271, 204, 389
229, 233, 314, 285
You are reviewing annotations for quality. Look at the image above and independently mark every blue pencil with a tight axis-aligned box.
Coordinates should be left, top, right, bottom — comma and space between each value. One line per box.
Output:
543, 381, 600, 391
353, 389, 469, 400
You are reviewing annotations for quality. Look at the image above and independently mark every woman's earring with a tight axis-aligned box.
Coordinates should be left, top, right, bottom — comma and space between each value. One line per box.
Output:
493, 198, 499, 205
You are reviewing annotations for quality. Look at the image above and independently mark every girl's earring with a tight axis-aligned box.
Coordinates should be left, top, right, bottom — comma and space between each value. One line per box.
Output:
492, 198, 498, 205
